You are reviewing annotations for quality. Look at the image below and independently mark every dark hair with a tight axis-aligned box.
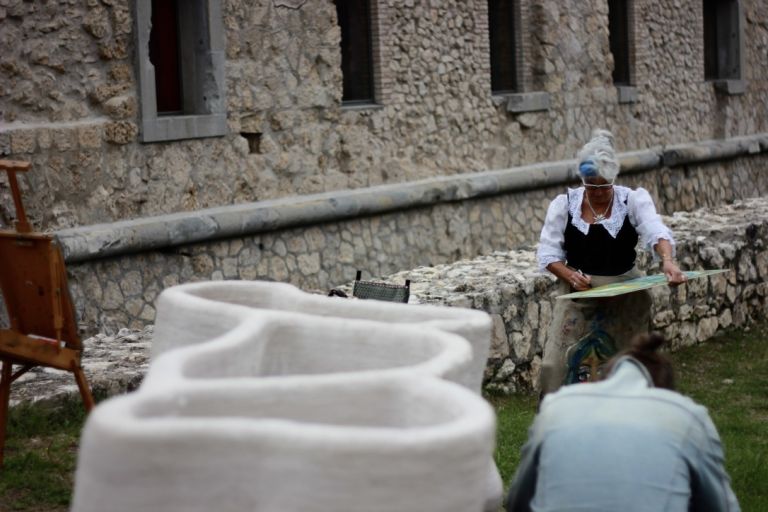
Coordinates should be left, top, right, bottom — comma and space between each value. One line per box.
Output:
605, 332, 676, 390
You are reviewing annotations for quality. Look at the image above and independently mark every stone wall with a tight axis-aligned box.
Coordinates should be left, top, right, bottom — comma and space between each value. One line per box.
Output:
2, 0, 768, 338
384, 197, 768, 393
1, 0, 768, 232
54, 149, 766, 334
10, 196, 767, 406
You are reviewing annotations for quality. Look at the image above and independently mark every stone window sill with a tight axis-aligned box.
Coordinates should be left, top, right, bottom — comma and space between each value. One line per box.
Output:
141, 114, 228, 143
711, 79, 746, 95
494, 91, 551, 113
341, 102, 384, 112
616, 85, 638, 104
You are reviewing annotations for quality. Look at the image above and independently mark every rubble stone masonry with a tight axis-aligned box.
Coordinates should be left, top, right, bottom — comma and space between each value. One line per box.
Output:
1, 0, 767, 230
0, 1, 767, 336
52, 144, 767, 334
391, 196, 768, 392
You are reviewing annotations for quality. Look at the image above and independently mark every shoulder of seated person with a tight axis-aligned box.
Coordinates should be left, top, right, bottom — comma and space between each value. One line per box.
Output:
542, 379, 707, 418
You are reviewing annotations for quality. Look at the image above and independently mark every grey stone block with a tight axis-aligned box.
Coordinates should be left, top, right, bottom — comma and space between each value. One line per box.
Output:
616, 85, 638, 104
712, 79, 746, 95
505, 92, 551, 113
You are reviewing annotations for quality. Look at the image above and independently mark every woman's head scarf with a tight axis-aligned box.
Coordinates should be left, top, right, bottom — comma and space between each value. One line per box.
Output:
576, 129, 619, 181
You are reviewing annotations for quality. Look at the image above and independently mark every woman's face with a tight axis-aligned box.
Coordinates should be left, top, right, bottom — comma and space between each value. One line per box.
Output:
583, 177, 613, 202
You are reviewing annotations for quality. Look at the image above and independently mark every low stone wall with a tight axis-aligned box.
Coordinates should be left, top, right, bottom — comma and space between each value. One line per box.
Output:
36, 135, 768, 335
385, 197, 768, 393
7, 197, 768, 405
9, 327, 152, 407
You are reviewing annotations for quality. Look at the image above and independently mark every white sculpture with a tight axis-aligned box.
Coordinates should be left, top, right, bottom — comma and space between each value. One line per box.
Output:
144, 315, 474, 391
152, 281, 493, 394
72, 281, 501, 512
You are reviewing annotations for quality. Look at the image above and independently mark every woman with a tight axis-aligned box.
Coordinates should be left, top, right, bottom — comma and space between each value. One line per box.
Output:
506, 333, 740, 512
537, 129, 686, 394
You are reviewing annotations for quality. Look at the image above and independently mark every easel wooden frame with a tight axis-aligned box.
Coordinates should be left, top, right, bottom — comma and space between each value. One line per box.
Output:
0, 160, 94, 467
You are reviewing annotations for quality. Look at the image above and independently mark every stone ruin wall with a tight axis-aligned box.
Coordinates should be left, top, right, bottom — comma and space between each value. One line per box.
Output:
2, 0, 768, 232
387, 196, 768, 393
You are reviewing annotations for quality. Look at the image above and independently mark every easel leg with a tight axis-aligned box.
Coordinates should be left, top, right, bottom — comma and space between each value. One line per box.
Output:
72, 366, 95, 412
0, 360, 13, 468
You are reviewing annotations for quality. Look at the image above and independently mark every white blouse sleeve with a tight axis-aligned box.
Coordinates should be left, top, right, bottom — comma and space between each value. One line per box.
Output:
627, 187, 675, 260
537, 194, 569, 272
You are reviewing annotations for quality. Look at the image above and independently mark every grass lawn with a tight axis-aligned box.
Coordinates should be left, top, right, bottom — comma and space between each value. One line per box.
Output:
492, 320, 768, 511
0, 397, 87, 512
0, 322, 766, 511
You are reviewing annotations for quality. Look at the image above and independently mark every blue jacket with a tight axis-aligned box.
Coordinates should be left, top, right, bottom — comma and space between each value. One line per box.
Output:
506, 357, 740, 512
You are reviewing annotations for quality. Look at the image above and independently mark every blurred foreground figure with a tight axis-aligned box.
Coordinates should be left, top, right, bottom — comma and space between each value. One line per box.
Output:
506, 333, 740, 512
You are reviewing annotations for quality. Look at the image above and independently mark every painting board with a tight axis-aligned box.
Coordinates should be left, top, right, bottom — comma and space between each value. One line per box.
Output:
556, 269, 730, 300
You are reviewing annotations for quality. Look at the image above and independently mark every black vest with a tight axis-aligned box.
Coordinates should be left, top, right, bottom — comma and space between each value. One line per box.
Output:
564, 194, 638, 276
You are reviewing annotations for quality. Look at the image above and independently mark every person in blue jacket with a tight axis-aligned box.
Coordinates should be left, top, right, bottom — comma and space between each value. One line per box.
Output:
506, 332, 740, 512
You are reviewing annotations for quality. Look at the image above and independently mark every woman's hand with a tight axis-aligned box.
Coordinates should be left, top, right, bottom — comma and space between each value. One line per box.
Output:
662, 260, 687, 286
546, 262, 592, 291
568, 270, 592, 291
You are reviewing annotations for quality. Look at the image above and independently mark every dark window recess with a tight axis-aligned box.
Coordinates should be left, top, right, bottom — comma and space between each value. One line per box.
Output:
149, 0, 182, 114
608, 0, 630, 85
703, 0, 740, 80
703, 0, 718, 78
488, 0, 518, 94
336, 0, 375, 104
241, 132, 262, 154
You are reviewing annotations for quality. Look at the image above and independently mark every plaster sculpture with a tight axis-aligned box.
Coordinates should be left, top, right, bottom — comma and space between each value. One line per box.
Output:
152, 281, 492, 393
72, 281, 500, 512
152, 280, 503, 509
142, 314, 474, 392
73, 377, 495, 512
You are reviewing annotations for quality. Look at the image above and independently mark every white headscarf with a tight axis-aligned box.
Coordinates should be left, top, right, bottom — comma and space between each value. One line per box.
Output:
576, 129, 619, 181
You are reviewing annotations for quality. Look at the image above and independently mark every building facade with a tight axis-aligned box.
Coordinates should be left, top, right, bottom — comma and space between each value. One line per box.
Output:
1, 0, 767, 332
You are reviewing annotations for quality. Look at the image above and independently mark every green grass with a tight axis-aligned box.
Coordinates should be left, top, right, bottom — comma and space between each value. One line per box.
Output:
672, 322, 768, 511
0, 323, 766, 511
487, 393, 537, 485
0, 397, 89, 511
493, 321, 768, 511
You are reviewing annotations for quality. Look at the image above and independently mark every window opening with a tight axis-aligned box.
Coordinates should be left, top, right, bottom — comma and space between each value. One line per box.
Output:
149, 0, 183, 115
608, 0, 631, 85
703, 0, 740, 80
488, 0, 519, 94
336, 0, 375, 104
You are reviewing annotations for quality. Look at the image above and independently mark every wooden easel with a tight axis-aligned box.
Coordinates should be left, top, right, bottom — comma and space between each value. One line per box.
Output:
0, 160, 94, 467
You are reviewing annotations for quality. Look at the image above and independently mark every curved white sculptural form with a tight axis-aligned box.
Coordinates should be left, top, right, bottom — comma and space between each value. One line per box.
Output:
72, 281, 501, 512
74, 377, 494, 512
144, 315, 474, 391
152, 281, 493, 394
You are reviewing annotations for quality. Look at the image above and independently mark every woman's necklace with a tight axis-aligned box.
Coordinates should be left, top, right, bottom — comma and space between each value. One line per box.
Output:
584, 190, 614, 223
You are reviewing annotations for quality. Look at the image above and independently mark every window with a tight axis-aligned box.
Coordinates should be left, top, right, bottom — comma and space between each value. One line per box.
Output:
336, 0, 375, 104
149, 0, 182, 114
703, 0, 741, 81
608, 0, 630, 86
608, 0, 637, 103
488, 0, 519, 94
486, 0, 550, 112
135, 0, 227, 142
